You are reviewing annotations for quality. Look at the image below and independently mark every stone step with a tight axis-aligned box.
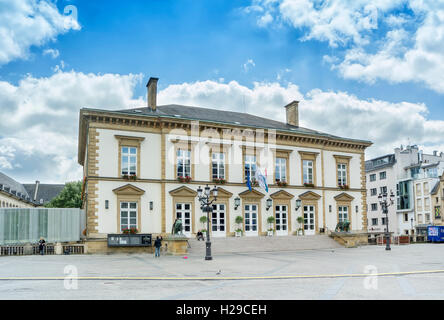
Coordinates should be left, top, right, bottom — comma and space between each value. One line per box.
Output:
187, 235, 342, 255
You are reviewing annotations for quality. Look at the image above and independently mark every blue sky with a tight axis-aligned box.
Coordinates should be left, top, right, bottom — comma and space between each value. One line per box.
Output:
0, 0, 443, 183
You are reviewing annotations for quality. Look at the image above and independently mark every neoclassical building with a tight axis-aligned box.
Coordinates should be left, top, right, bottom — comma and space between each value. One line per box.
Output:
78, 77, 372, 239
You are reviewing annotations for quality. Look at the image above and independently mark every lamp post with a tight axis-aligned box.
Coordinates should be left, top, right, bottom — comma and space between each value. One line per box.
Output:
378, 190, 395, 251
197, 184, 218, 260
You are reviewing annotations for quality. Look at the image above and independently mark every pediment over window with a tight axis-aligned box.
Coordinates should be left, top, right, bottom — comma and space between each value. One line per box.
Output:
334, 192, 355, 202
239, 189, 265, 199
298, 191, 321, 200
112, 184, 145, 196
270, 190, 294, 200
169, 186, 198, 197
214, 187, 233, 198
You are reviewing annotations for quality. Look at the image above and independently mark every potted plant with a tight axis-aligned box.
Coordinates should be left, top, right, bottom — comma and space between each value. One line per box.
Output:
199, 215, 207, 233
235, 215, 243, 237
276, 180, 288, 187
267, 216, 275, 236
122, 227, 138, 234
178, 175, 192, 183
297, 216, 304, 235
339, 184, 349, 189
213, 178, 226, 184
303, 182, 315, 188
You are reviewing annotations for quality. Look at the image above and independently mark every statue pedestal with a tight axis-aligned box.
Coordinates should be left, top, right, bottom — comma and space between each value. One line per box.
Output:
330, 231, 369, 248
165, 235, 188, 255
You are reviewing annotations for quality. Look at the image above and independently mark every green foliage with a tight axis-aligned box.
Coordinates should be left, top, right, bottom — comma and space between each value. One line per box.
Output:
199, 216, 208, 223
45, 181, 82, 208
267, 216, 275, 224
235, 216, 243, 224
297, 216, 304, 224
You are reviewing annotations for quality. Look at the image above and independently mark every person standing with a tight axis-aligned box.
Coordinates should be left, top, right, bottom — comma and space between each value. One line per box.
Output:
38, 237, 46, 255
154, 236, 162, 258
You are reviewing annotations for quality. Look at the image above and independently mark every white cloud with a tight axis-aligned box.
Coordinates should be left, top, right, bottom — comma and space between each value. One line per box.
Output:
158, 80, 444, 159
43, 48, 59, 58
0, 71, 143, 183
0, 0, 80, 65
246, 0, 444, 93
242, 58, 256, 72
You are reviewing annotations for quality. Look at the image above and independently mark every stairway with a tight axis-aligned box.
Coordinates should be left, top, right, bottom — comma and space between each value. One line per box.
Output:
187, 235, 342, 255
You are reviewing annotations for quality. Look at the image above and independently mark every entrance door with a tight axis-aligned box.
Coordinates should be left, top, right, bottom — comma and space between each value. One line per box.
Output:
303, 205, 315, 235
275, 205, 288, 236
338, 206, 349, 223
244, 204, 258, 236
175, 203, 192, 237
211, 204, 226, 237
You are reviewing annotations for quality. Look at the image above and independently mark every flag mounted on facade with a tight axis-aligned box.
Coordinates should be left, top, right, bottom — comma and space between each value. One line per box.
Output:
246, 170, 252, 191
255, 168, 268, 193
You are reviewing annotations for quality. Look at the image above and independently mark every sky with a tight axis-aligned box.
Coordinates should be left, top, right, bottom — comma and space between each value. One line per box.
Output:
0, 0, 443, 183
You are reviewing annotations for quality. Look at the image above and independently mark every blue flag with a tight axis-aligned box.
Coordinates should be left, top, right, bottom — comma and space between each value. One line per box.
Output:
246, 170, 252, 191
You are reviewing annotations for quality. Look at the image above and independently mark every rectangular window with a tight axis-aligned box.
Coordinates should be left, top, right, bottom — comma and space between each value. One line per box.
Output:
380, 186, 387, 194
425, 213, 430, 223
416, 183, 422, 196
338, 206, 349, 223
371, 203, 378, 211
212, 152, 225, 179
372, 218, 378, 226
244, 155, 256, 181
398, 181, 411, 210
418, 214, 423, 224
404, 213, 409, 222
121, 147, 137, 176
177, 149, 191, 178
425, 198, 430, 211
275, 157, 287, 182
381, 217, 386, 225
379, 171, 386, 180
303, 160, 314, 184
370, 188, 377, 196
424, 182, 429, 194
369, 174, 376, 182
337, 163, 347, 186
417, 199, 422, 211
120, 202, 137, 231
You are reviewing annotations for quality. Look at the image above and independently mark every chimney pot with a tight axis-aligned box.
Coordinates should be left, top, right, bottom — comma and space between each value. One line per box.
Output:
285, 101, 299, 127
147, 77, 159, 111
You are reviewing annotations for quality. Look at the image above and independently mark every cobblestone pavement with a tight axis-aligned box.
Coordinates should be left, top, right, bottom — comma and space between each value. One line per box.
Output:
1, 243, 444, 300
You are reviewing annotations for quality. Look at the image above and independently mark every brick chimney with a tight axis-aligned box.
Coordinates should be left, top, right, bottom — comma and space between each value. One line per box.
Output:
285, 101, 299, 127
146, 77, 159, 111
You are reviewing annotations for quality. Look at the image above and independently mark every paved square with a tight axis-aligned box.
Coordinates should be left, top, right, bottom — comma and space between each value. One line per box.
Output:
1, 243, 444, 300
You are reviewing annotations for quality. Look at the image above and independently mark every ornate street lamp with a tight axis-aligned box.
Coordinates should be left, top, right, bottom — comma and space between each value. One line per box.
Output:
197, 184, 218, 260
378, 190, 395, 251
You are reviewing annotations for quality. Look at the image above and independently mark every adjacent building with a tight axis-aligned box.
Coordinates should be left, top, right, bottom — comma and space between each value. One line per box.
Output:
365, 146, 444, 236
78, 77, 372, 240
0, 172, 64, 208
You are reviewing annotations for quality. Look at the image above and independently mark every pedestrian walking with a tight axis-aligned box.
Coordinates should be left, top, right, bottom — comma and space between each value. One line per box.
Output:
154, 236, 162, 258
38, 237, 46, 255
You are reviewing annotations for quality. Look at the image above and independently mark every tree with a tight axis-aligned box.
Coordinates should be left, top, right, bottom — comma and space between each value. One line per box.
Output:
45, 181, 82, 208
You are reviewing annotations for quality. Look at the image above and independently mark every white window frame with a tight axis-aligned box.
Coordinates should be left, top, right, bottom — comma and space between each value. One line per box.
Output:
338, 206, 349, 223
244, 155, 256, 180
120, 201, 137, 231
121, 146, 137, 176
303, 160, 313, 184
275, 157, 287, 182
337, 163, 347, 186
177, 149, 191, 178
212, 152, 225, 179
